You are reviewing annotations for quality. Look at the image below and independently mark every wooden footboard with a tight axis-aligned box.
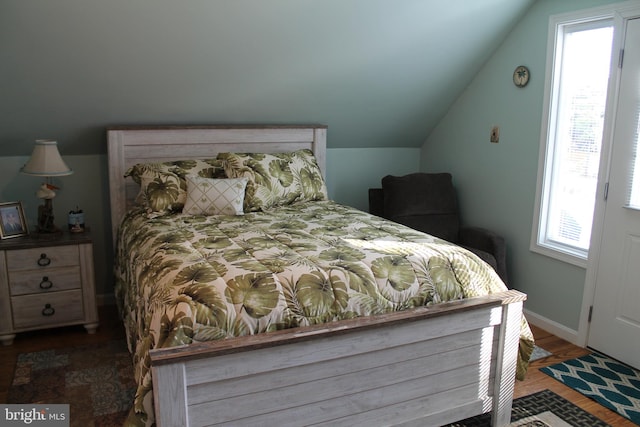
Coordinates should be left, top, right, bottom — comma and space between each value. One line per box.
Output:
149, 290, 525, 427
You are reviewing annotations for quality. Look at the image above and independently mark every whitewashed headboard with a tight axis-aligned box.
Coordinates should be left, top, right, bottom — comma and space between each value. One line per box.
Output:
107, 125, 327, 242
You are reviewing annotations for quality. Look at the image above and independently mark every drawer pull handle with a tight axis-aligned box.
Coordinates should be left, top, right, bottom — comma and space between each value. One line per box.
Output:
37, 254, 51, 267
42, 304, 55, 317
39, 277, 53, 290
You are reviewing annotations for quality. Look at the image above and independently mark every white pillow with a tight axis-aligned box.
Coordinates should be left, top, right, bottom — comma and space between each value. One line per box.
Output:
183, 176, 248, 216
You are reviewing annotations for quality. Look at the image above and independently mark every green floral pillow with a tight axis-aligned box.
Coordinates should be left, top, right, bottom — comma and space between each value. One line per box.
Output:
125, 159, 226, 214
136, 170, 186, 214
217, 149, 328, 212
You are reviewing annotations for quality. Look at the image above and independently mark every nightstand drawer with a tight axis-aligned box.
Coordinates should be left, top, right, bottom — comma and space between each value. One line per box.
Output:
6, 245, 79, 271
11, 290, 84, 329
8, 266, 82, 296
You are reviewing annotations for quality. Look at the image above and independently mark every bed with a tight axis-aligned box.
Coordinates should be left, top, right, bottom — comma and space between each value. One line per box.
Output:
107, 125, 534, 427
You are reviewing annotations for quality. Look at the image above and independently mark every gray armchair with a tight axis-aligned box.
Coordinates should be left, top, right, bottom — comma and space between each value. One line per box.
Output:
369, 172, 508, 286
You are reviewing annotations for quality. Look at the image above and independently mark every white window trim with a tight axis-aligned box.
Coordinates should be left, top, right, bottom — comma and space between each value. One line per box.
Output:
530, 4, 627, 268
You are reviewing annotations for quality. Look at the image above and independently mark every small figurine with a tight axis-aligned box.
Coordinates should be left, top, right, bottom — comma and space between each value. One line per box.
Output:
36, 183, 57, 199
68, 206, 85, 233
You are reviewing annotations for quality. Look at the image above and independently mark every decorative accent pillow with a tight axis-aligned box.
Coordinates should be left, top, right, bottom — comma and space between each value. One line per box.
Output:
218, 149, 328, 212
183, 176, 248, 216
136, 171, 186, 214
125, 159, 226, 214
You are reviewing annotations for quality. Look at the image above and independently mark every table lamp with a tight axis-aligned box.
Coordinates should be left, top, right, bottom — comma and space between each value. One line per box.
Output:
20, 140, 73, 233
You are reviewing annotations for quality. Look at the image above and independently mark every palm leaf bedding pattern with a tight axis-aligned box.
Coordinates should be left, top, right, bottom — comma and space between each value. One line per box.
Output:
115, 200, 534, 426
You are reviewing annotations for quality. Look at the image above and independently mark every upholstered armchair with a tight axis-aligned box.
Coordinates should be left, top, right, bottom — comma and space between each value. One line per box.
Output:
369, 172, 508, 286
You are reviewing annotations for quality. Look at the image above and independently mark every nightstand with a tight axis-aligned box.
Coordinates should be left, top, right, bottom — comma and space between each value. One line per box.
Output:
0, 231, 99, 345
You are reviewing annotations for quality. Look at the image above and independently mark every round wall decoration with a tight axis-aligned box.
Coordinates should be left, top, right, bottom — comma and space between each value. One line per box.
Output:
513, 65, 530, 88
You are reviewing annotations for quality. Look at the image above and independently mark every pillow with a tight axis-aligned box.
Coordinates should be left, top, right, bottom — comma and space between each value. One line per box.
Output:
125, 159, 226, 214
136, 171, 186, 214
125, 159, 226, 184
183, 176, 248, 216
217, 149, 328, 212
165, 159, 226, 181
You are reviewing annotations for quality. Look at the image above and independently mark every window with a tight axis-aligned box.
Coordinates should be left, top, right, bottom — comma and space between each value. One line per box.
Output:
532, 14, 614, 266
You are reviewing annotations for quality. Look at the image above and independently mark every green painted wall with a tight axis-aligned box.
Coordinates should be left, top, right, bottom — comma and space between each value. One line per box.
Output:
0, 0, 533, 156
421, 0, 622, 330
327, 148, 420, 211
0, 148, 418, 298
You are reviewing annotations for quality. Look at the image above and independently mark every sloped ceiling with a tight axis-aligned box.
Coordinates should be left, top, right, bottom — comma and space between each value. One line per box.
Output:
0, 0, 535, 155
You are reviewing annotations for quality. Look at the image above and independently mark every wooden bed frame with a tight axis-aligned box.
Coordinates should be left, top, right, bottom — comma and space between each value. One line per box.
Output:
107, 125, 526, 427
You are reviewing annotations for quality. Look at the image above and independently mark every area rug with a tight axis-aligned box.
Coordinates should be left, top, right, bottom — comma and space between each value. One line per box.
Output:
7, 340, 135, 427
540, 352, 640, 425
444, 389, 609, 426
529, 345, 552, 362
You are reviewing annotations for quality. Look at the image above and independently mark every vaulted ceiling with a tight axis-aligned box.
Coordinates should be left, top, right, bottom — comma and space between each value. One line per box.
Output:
0, 0, 536, 155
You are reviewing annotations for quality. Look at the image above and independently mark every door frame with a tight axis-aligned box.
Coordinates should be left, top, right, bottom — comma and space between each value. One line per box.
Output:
578, 3, 640, 348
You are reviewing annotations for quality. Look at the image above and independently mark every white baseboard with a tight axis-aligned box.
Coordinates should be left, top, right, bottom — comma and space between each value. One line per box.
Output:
523, 308, 581, 346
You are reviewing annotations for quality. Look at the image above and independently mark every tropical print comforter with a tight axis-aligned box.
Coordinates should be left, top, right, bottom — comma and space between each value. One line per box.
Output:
115, 200, 534, 426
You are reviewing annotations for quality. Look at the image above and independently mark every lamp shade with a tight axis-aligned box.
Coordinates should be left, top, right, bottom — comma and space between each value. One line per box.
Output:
21, 140, 73, 177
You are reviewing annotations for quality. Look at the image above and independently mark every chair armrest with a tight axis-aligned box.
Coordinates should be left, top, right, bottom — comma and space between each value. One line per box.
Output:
459, 226, 508, 286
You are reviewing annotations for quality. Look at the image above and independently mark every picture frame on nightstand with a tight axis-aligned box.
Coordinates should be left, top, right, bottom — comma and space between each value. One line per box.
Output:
0, 201, 28, 239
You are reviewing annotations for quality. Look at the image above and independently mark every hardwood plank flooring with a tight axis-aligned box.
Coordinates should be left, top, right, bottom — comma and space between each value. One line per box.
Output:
0, 308, 636, 426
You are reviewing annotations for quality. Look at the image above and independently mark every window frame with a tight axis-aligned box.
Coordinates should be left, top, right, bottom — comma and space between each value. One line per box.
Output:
531, 8, 618, 268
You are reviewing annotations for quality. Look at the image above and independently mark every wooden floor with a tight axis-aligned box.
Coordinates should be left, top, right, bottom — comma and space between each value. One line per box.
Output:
0, 307, 636, 426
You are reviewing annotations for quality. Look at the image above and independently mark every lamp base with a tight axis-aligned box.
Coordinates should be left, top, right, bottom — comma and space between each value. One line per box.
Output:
37, 198, 60, 234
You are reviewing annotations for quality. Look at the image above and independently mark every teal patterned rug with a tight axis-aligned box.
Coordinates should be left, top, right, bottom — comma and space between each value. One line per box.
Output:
529, 345, 552, 362
540, 352, 640, 424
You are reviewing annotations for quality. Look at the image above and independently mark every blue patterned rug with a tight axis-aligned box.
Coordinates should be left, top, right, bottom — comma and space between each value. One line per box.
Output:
540, 352, 640, 424
530, 345, 552, 361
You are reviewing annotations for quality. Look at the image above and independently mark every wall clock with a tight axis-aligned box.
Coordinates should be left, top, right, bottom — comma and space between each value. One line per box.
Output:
513, 65, 530, 88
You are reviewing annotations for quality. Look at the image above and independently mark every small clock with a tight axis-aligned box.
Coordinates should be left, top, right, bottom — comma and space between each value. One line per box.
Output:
513, 65, 530, 88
